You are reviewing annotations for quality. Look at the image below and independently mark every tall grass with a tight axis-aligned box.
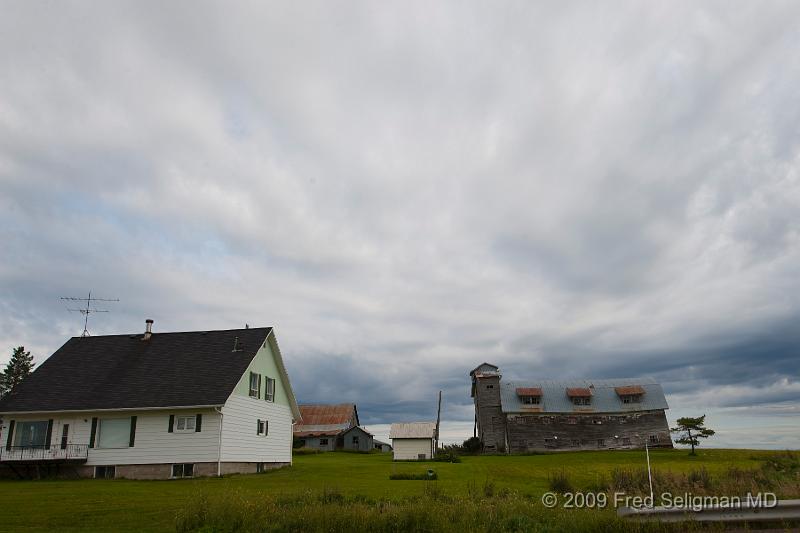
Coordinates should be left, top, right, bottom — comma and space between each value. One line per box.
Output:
175, 488, 701, 533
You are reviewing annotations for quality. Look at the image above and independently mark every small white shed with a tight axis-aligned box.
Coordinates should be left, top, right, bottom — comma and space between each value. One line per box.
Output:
389, 422, 436, 460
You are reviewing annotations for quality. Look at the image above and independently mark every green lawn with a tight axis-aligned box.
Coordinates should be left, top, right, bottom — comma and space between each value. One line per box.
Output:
0, 449, 786, 532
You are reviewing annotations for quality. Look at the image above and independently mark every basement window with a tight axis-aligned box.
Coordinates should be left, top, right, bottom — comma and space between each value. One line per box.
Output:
622, 437, 631, 446
544, 438, 556, 448
94, 466, 116, 479
649, 435, 659, 444
172, 463, 194, 478
570, 439, 580, 447
597, 439, 605, 448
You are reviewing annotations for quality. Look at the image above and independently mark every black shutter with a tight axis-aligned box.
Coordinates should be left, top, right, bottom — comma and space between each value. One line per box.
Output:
45, 419, 54, 448
5, 420, 14, 450
168, 415, 175, 433
89, 418, 98, 448
258, 374, 262, 399
129, 416, 137, 447
265, 420, 269, 436
195, 414, 202, 433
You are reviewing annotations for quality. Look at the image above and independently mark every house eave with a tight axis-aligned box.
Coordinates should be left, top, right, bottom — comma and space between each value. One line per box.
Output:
0, 404, 224, 416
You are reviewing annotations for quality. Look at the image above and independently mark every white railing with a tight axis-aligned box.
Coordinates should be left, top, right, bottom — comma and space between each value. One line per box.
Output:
0, 444, 89, 462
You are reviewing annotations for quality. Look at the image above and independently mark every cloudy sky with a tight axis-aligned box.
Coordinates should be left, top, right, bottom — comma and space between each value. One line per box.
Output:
1, 1, 799, 448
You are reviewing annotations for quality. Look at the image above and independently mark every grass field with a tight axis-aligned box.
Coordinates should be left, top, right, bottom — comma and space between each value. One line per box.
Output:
0, 449, 796, 532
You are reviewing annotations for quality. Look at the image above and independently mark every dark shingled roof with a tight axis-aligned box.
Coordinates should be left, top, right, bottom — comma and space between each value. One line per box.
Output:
0, 327, 272, 413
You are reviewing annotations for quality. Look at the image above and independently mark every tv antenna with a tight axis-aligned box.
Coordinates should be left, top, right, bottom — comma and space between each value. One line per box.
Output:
60, 291, 119, 337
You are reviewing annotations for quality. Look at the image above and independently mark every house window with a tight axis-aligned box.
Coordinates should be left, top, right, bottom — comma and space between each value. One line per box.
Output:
249, 372, 260, 398
95, 466, 116, 479
567, 417, 578, 425
13, 421, 48, 448
597, 439, 605, 448
571, 439, 580, 447
175, 416, 196, 432
97, 418, 131, 449
172, 464, 194, 478
622, 437, 631, 446
486, 385, 494, 389
60, 424, 70, 450
649, 434, 659, 444
264, 377, 275, 402
257, 420, 265, 435
319, 438, 329, 446
521, 396, 540, 405
256, 462, 265, 473
298, 439, 306, 447
572, 397, 591, 406
352, 436, 359, 445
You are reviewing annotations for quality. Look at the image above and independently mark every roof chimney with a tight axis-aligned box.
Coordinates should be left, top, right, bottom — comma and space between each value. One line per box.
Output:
143, 319, 154, 341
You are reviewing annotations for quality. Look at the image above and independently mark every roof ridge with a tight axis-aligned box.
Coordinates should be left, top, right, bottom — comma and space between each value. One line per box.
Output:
67, 326, 272, 339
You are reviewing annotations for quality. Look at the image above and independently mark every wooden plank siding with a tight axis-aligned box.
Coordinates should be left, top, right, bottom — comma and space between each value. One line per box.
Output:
506, 411, 672, 452
473, 375, 507, 452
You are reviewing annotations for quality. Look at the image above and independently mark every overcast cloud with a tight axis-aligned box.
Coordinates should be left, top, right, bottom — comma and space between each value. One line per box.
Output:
1, 1, 799, 447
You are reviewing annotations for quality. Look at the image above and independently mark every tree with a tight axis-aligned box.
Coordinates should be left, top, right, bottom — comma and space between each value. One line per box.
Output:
462, 436, 482, 454
0, 346, 35, 399
671, 415, 715, 455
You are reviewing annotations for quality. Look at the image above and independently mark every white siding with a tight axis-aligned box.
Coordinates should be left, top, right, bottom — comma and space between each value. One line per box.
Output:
3, 410, 221, 466
220, 394, 292, 464
392, 438, 434, 460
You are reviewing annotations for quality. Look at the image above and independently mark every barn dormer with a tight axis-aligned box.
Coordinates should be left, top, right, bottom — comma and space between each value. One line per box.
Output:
566, 387, 593, 406
515, 387, 542, 405
615, 385, 645, 404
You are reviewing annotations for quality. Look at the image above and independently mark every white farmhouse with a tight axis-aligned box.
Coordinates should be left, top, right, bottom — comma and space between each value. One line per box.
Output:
389, 422, 436, 460
0, 321, 301, 479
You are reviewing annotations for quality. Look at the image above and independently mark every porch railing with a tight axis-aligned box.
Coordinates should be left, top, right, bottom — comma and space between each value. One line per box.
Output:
0, 444, 89, 462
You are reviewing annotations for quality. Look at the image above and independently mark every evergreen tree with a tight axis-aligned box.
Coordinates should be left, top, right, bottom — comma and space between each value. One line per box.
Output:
0, 346, 35, 398
671, 414, 715, 455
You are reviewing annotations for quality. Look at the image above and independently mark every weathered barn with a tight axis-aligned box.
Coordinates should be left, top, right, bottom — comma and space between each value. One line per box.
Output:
470, 363, 672, 453
293, 404, 373, 451
373, 439, 392, 453
389, 422, 436, 460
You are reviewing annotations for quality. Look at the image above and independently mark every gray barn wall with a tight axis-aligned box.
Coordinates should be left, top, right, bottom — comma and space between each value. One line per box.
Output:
473, 375, 507, 452
297, 436, 337, 451
506, 411, 672, 452
341, 427, 373, 452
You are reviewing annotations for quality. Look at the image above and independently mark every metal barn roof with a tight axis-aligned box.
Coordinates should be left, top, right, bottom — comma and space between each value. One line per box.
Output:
294, 404, 358, 437
499, 378, 668, 414
389, 422, 437, 439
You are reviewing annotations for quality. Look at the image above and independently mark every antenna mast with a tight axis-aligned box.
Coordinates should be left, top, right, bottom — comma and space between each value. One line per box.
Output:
60, 291, 119, 337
